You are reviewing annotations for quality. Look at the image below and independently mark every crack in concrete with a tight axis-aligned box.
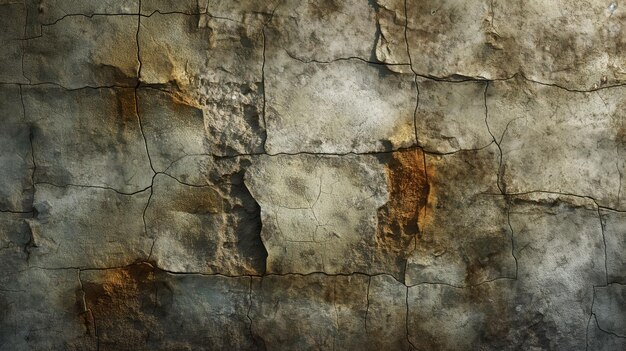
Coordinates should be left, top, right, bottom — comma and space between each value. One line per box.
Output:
5, 67, 626, 95
283, 49, 411, 67
483, 190, 626, 213
364, 276, 371, 333
596, 208, 610, 286
77, 270, 99, 350
4, 1, 624, 348
144, 173, 156, 262
22, 8, 240, 41
483, 81, 506, 195
260, 0, 286, 155
0, 209, 33, 214
404, 286, 416, 351
33, 181, 151, 196
245, 277, 258, 350
586, 284, 626, 350
506, 204, 519, 280
261, 27, 268, 154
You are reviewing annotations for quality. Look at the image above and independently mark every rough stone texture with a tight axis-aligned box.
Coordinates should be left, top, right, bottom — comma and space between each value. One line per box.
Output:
407, 281, 516, 350
33, 0, 139, 25
508, 195, 607, 349
264, 50, 416, 154
27, 184, 151, 269
0, 212, 30, 281
0, 2, 27, 83
137, 88, 206, 172
147, 172, 265, 275
24, 15, 139, 88
138, 9, 268, 156
405, 144, 516, 287
250, 273, 408, 350
23, 86, 153, 193
79, 264, 255, 350
1, 0, 626, 350
268, 0, 377, 61
0, 85, 32, 212
487, 78, 626, 209
415, 79, 492, 153
601, 209, 626, 283
593, 284, 626, 337
245, 154, 393, 276
0, 268, 91, 350
378, 0, 626, 89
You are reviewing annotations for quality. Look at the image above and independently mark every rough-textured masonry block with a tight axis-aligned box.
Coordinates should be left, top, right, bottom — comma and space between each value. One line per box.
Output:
1, 0, 625, 350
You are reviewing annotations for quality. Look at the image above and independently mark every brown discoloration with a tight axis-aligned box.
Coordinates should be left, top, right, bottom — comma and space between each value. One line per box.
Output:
309, 0, 341, 19
82, 263, 172, 350
408, 281, 516, 351
377, 149, 430, 256
168, 184, 223, 215
114, 88, 138, 125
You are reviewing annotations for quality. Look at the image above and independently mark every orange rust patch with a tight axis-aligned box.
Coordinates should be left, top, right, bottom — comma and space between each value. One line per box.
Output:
377, 149, 430, 256
82, 263, 171, 349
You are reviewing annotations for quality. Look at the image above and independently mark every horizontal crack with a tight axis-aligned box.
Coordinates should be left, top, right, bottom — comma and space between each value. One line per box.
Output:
20, 260, 519, 290
0, 208, 33, 214
34, 181, 152, 196
482, 190, 625, 212
32, 9, 240, 28
283, 48, 410, 67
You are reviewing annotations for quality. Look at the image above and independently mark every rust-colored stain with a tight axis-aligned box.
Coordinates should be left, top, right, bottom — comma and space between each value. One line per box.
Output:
114, 88, 138, 124
81, 263, 171, 349
163, 183, 223, 214
377, 149, 430, 257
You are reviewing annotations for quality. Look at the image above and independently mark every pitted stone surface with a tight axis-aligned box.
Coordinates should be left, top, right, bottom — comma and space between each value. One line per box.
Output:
245, 154, 394, 275
24, 15, 139, 88
0, 85, 32, 212
405, 144, 516, 287
27, 184, 151, 269
487, 78, 625, 209
1, 0, 625, 349
378, 0, 626, 89
23, 86, 153, 193
264, 50, 416, 154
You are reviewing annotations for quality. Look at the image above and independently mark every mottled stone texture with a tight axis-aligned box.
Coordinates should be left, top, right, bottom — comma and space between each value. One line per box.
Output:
1, 0, 625, 350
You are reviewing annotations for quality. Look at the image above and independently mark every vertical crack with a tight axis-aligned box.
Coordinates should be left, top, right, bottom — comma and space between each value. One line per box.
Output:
144, 173, 156, 262
585, 285, 597, 351
19, 85, 35, 204
402, 0, 421, 151
245, 277, 257, 350
595, 205, 609, 285
483, 82, 505, 194
260, 27, 268, 153
133, 0, 157, 265
405, 285, 416, 350
506, 203, 519, 279
78, 270, 99, 350
369, 0, 383, 63
21, 5, 31, 84
617, 161, 622, 207
364, 276, 371, 333
133, 2, 154, 173
258, 2, 281, 154
20, 84, 38, 260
